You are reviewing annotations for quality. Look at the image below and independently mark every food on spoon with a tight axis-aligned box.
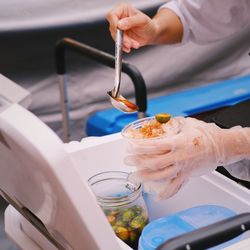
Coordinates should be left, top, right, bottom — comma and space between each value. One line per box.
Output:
116, 97, 139, 111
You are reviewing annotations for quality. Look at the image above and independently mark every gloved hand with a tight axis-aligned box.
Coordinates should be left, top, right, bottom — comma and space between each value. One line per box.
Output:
125, 117, 250, 199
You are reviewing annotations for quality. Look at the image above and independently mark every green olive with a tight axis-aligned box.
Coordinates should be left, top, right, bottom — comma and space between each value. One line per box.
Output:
115, 220, 127, 227
129, 230, 138, 242
130, 215, 147, 230
133, 205, 143, 215
115, 226, 130, 241
122, 209, 136, 222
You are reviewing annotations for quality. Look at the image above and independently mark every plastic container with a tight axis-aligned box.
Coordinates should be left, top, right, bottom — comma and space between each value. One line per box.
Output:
88, 171, 149, 249
139, 205, 240, 250
121, 116, 180, 198
121, 116, 180, 140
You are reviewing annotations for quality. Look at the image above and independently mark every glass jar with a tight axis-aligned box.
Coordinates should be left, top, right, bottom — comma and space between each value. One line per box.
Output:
88, 171, 149, 249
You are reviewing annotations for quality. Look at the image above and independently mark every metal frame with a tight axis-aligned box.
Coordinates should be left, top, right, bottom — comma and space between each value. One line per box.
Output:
55, 38, 147, 142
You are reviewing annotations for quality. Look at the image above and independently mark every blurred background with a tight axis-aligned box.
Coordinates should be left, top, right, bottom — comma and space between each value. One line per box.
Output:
1, 0, 250, 248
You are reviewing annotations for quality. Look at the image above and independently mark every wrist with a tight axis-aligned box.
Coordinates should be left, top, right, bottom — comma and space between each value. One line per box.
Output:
149, 18, 162, 45
151, 8, 183, 44
221, 127, 250, 164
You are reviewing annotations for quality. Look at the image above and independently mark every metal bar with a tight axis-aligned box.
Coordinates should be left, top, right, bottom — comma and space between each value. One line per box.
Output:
55, 38, 147, 141
58, 74, 71, 142
0, 188, 68, 250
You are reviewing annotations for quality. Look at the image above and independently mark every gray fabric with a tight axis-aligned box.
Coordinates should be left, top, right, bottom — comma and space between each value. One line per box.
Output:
0, 0, 165, 32
0, 3, 250, 248
28, 27, 250, 140
225, 160, 250, 182
1, 0, 250, 141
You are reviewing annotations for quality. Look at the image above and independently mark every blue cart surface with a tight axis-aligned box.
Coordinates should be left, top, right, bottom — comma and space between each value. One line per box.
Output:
86, 75, 250, 136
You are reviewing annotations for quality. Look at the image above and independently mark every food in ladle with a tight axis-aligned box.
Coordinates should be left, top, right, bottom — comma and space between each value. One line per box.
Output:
116, 97, 138, 111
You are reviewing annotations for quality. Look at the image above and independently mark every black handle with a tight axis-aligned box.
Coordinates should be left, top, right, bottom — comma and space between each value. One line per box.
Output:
55, 38, 147, 112
157, 213, 250, 250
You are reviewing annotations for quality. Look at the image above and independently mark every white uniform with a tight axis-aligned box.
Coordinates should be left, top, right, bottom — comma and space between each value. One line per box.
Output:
161, 0, 250, 44
161, 0, 250, 181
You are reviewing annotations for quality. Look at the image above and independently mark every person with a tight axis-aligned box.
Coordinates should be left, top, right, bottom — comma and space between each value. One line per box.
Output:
106, 0, 250, 198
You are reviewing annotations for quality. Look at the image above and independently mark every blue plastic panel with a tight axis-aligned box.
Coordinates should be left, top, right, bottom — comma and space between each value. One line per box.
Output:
86, 75, 250, 136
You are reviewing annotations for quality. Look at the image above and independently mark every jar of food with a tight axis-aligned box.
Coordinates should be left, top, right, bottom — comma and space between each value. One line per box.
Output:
88, 171, 149, 249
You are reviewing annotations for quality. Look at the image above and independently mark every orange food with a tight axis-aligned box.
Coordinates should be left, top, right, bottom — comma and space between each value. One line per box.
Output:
127, 119, 167, 139
139, 120, 165, 138
117, 98, 138, 110
107, 215, 116, 225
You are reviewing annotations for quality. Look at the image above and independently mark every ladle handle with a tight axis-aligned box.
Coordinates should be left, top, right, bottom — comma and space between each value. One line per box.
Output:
112, 29, 123, 97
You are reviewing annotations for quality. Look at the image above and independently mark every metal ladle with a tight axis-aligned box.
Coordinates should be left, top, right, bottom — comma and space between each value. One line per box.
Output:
107, 29, 138, 113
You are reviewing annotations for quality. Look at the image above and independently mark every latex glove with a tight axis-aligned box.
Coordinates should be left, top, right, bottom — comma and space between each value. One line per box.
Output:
125, 117, 250, 199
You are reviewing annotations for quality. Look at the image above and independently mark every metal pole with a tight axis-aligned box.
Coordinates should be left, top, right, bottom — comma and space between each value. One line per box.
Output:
58, 74, 71, 142
55, 38, 148, 141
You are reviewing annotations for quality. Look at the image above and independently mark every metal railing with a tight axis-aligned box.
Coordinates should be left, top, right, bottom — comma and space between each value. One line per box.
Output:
55, 38, 147, 142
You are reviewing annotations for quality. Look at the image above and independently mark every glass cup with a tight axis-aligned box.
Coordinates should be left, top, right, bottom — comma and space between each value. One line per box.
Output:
121, 116, 181, 198
88, 171, 149, 249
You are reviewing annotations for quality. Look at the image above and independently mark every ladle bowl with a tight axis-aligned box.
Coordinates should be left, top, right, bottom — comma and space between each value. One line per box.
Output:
107, 91, 138, 113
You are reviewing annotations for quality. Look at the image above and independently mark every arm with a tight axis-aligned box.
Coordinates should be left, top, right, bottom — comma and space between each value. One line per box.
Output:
156, 0, 250, 44
106, 2, 183, 52
151, 8, 183, 45
125, 117, 250, 199
106, 1, 250, 52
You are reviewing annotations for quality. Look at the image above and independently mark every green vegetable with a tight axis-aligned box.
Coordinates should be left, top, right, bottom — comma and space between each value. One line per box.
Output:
103, 205, 148, 249
115, 220, 127, 227
133, 205, 143, 215
122, 209, 136, 222
130, 215, 147, 231
115, 226, 130, 241
129, 230, 137, 242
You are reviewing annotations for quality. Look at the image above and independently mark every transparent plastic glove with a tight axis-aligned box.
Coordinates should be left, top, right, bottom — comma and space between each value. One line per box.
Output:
125, 117, 250, 198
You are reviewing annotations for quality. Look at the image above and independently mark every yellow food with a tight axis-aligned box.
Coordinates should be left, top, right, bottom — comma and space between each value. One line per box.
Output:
115, 227, 130, 241
155, 113, 171, 123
